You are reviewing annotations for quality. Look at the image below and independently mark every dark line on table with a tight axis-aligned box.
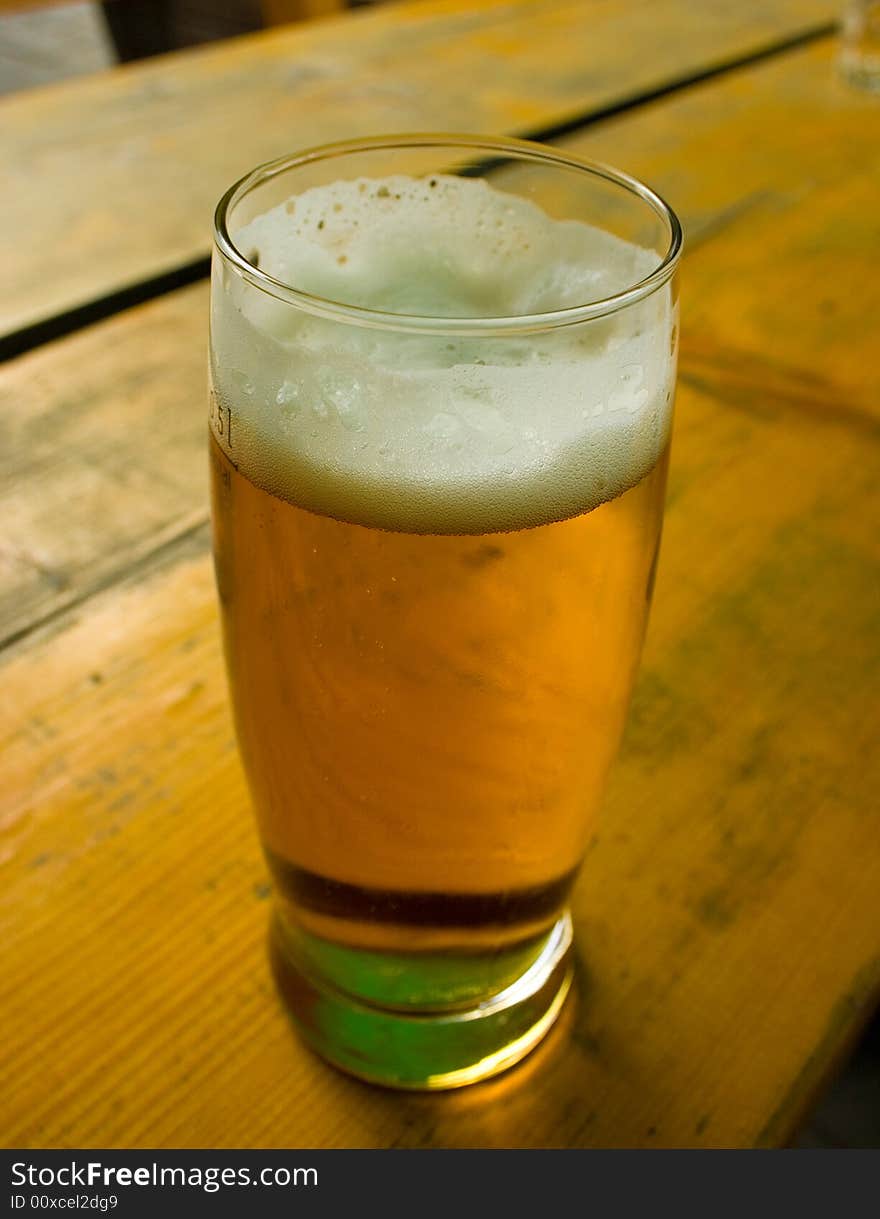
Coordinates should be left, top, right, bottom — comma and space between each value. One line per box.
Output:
0, 22, 835, 364
518, 21, 836, 144
0, 515, 209, 658
0, 256, 211, 362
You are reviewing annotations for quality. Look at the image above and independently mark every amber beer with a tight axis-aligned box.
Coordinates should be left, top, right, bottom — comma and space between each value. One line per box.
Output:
210, 137, 680, 1087
211, 434, 668, 952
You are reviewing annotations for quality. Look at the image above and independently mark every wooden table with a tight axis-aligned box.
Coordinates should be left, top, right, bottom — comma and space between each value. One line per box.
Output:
2, 0, 878, 1149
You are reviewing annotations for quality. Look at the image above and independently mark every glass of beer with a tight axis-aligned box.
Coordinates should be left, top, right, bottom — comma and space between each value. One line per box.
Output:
210, 135, 681, 1089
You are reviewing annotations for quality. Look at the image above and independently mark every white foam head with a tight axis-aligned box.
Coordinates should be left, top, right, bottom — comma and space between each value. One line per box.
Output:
211, 174, 676, 533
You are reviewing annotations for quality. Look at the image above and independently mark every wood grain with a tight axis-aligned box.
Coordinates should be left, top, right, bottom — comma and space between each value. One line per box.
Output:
0, 0, 836, 341
2, 212, 878, 1143
0, 284, 208, 650
4, 40, 878, 652
2, 41, 879, 1147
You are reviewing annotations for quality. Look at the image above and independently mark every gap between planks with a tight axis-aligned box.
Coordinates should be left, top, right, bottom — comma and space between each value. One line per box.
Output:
0, 20, 835, 363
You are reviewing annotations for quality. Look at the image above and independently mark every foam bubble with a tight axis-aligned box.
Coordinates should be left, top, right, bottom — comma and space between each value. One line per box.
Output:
211, 174, 676, 533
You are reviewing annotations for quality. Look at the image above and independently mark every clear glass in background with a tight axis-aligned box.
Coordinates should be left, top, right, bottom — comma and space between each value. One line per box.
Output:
209, 135, 681, 1089
839, 0, 880, 89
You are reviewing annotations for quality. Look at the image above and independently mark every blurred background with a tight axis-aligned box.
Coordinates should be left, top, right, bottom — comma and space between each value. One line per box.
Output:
1, 0, 877, 1149
0, 0, 375, 94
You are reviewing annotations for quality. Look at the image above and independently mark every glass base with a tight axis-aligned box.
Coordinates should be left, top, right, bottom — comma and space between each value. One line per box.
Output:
269, 910, 573, 1090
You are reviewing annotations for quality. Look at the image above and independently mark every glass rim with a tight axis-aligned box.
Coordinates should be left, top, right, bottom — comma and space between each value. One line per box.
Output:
213, 132, 683, 337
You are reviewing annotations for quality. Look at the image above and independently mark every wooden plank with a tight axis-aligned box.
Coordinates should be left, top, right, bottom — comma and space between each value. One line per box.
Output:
0, 283, 207, 650
3, 39, 878, 653
2, 167, 878, 1146
0, 0, 837, 342
2, 42, 879, 1146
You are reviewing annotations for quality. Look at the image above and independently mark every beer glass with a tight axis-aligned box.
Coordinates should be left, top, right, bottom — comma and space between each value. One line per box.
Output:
210, 135, 681, 1089
839, 0, 880, 89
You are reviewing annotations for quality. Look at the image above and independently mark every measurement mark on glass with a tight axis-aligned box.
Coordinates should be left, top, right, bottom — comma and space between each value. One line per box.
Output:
210, 393, 238, 467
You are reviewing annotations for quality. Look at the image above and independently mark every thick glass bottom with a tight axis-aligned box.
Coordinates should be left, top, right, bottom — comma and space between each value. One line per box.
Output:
269, 910, 573, 1090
